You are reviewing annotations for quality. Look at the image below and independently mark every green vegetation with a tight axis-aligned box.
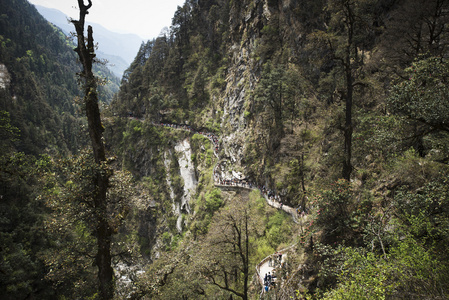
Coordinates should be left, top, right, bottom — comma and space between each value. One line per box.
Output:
3, 0, 449, 299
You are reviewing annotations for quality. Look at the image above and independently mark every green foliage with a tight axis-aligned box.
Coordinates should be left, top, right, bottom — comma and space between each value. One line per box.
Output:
388, 56, 449, 158
161, 232, 173, 251
0, 151, 54, 299
315, 179, 354, 244
0, 0, 107, 155
38, 149, 133, 297
255, 17, 281, 61
111, 0, 231, 124
321, 247, 392, 300
254, 239, 275, 265
353, 112, 403, 163
3, 0, 447, 298
389, 148, 443, 188
388, 236, 449, 298
393, 173, 449, 255
118, 120, 183, 178
0, 111, 19, 142
204, 188, 223, 213
310, 170, 449, 298
190, 133, 214, 169
266, 211, 292, 248
389, 58, 449, 125
253, 62, 287, 138
314, 236, 449, 300
197, 195, 264, 300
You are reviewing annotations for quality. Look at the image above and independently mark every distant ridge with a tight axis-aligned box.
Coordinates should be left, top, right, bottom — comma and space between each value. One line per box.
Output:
34, 4, 143, 78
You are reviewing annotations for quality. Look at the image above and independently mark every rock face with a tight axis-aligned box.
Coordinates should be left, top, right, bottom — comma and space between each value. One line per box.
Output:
164, 138, 198, 233
174, 139, 197, 215
219, 0, 269, 172
0, 64, 10, 89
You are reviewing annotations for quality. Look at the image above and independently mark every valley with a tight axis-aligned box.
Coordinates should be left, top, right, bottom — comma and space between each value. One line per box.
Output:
1, 0, 449, 299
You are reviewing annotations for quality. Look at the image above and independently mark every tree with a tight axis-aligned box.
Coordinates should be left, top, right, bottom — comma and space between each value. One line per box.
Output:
312, 0, 376, 180
315, 179, 354, 245
71, 1, 114, 298
40, 150, 132, 298
255, 63, 285, 143
381, 0, 449, 70
393, 173, 449, 259
0, 119, 51, 299
171, 2, 192, 48
388, 56, 449, 159
197, 196, 263, 300
0, 111, 19, 152
254, 63, 299, 150
130, 244, 208, 300
321, 247, 391, 300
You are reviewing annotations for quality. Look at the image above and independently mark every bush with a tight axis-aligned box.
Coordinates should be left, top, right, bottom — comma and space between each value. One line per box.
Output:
315, 179, 354, 245
205, 188, 223, 213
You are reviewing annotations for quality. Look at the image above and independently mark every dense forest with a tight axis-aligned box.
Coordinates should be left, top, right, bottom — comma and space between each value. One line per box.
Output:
1, 0, 449, 299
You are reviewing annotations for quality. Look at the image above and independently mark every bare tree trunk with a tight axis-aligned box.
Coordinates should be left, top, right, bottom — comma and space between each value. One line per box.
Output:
71, 1, 113, 299
243, 212, 249, 300
342, 0, 354, 181
342, 58, 353, 181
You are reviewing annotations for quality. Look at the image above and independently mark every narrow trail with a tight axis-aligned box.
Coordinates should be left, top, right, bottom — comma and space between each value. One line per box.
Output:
153, 121, 301, 224
134, 118, 305, 294
152, 121, 305, 294
256, 244, 296, 292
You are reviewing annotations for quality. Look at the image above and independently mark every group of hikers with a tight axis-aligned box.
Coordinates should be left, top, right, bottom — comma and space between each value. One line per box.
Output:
263, 252, 285, 292
214, 169, 283, 203
296, 205, 308, 217
263, 271, 276, 291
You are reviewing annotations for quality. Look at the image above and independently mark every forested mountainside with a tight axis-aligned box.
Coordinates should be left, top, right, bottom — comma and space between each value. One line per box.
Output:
0, 0, 120, 298
0, 0, 120, 154
109, 0, 449, 299
1, 0, 449, 299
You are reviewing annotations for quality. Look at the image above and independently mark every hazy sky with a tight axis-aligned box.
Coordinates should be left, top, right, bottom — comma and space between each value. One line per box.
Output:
28, 0, 186, 39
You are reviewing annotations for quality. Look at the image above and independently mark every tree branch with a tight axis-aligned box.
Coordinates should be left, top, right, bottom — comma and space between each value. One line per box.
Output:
208, 275, 245, 299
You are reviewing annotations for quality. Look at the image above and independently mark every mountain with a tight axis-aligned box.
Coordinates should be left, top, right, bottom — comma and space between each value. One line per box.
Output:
34, 4, 142, 78
108, 0, 449, 299
0, 0, 120, 297
1, 0, 85, 298
0, 2, 119, 155
1, 0, 81, 155
2, 0, 449, 299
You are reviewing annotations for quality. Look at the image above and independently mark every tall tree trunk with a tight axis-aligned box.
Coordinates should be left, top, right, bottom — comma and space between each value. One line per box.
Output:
300, 152, 307, 209
342, 60, 353, 181
243, 212, 249, 300
72, 1, 113, 299
342, 0, 354, 181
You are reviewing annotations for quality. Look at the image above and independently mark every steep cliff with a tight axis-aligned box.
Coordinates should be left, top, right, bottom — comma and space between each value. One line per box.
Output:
0, 0, 442, 298
108, 0, 449, 298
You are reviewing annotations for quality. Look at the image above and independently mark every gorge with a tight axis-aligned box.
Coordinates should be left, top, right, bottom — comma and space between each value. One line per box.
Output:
1, 0, 449, 299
